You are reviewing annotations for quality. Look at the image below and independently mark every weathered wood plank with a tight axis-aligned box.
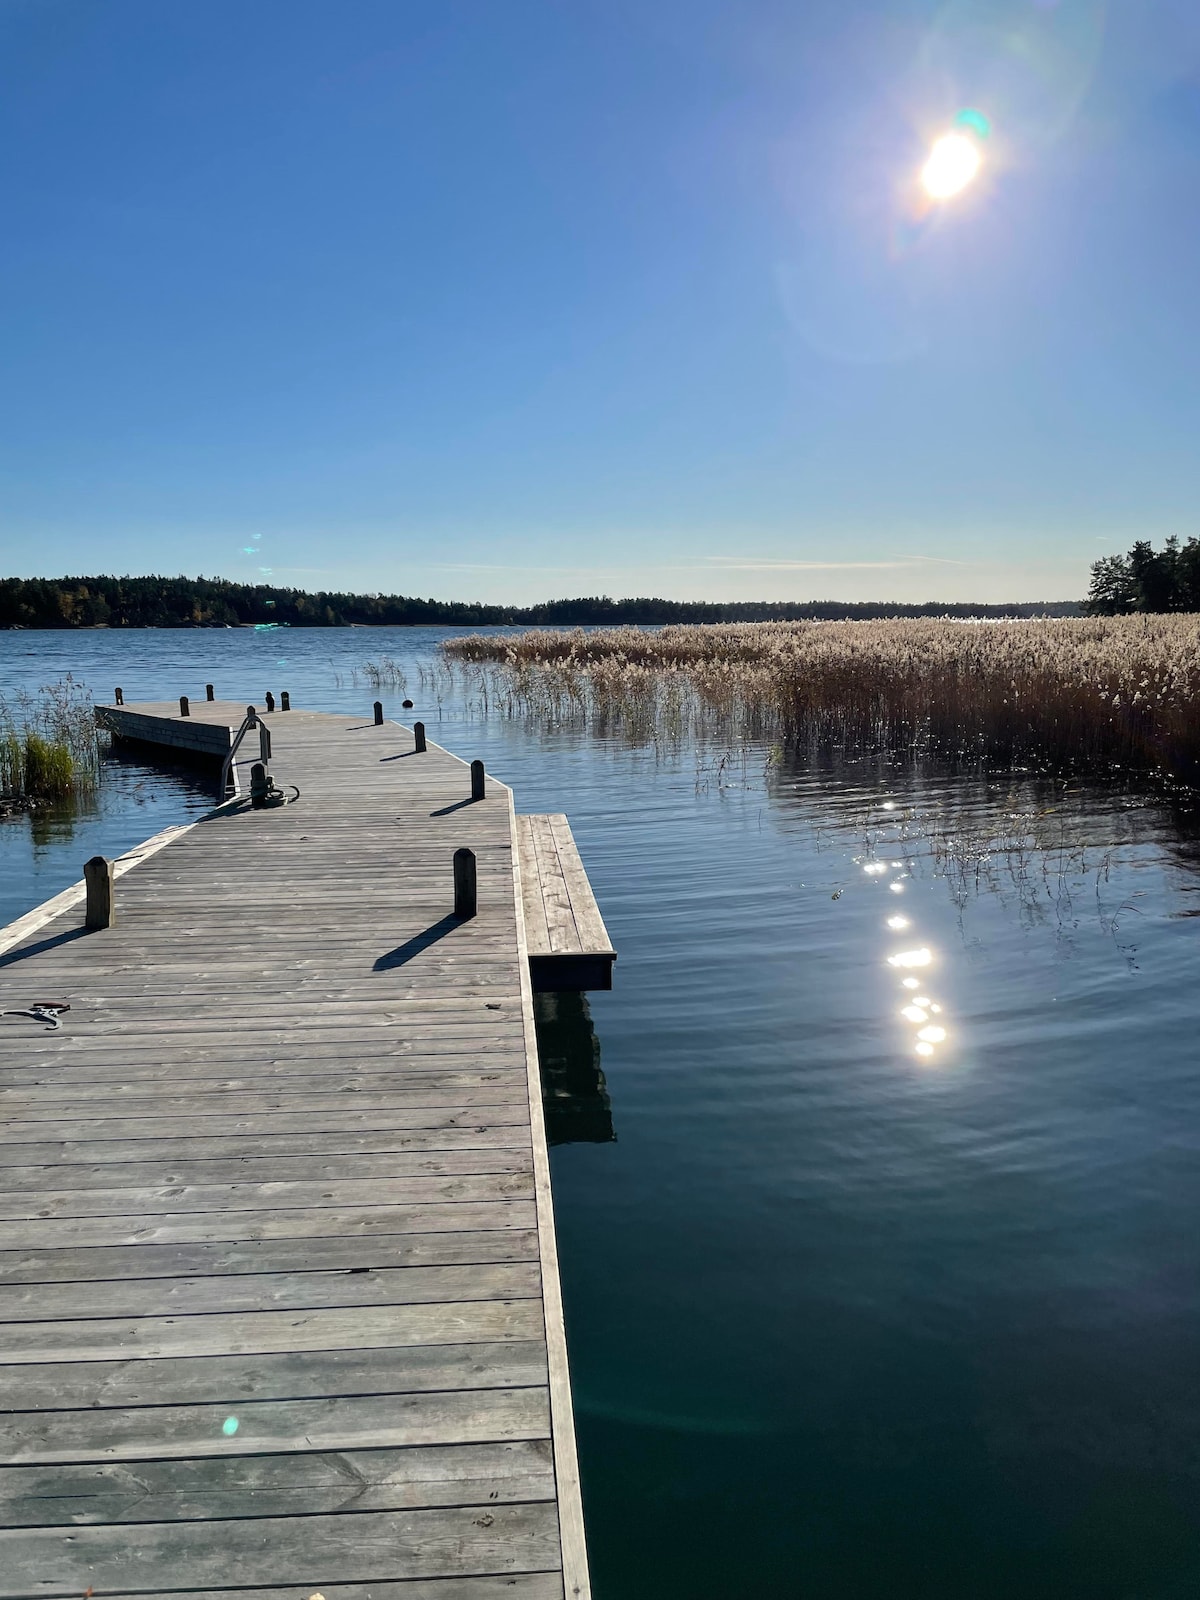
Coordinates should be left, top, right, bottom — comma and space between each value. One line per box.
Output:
0, 1148, 531, 1193
529, 813, 579, 955
0, 1439, 556, 1525
0, 1127, 530, 1171
0, 1198, 537, 1251
0, 1091, 529, 1127
2, 1385, 550, 1464
0, 1171, 532, 1222
1, 1042, 526, 1073
0, 1059, 531, 1091
0, 1503, 560, 1594
0, 1257, 539, 1320
0, 1228, 540, 1287
0, 1339, 548, 1411
0, 1296, 543, 1364
0, 1071, 528, 1108
0, 1261, 540, 1322
548, 813, 614, 954
0, 1106, 532, 1143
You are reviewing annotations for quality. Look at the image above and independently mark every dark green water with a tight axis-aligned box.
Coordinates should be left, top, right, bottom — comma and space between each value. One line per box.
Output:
3, 629, 1199, 1599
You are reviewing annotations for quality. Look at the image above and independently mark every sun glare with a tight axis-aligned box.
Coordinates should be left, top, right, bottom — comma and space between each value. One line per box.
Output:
921, 131, 982, 201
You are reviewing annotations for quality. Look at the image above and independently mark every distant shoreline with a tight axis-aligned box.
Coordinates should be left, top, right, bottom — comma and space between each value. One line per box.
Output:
1, 574, 1084, 631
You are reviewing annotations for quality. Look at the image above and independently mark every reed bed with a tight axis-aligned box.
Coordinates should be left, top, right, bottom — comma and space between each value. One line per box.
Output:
442, 617, 1200, 780
0, 677, 101, 803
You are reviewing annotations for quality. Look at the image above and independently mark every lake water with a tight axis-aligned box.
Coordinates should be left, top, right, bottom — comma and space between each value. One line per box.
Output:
3, 627, 1199, 1599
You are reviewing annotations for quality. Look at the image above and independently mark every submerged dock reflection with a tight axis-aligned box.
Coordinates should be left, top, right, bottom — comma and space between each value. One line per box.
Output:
534, 991, 615, 1146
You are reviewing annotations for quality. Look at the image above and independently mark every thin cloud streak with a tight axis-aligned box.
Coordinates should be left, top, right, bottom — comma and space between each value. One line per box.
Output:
704, 556, 968, 572
706, 560, 911, 572
420, 556, 967, 576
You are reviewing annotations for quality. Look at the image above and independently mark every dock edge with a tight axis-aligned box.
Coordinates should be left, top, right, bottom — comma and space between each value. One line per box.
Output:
507, 784, 593, 1600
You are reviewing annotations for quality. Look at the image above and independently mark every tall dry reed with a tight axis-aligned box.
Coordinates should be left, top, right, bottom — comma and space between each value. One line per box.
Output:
443, 617, 1200, 779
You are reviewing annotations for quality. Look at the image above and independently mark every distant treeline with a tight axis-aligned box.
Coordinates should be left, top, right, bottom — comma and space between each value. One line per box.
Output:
0, 575, 1081, 630
1084, 539, 1200, 614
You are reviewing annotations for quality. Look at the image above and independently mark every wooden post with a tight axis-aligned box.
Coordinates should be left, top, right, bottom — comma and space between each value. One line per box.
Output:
205, 684, 215, 701
471, 759, 485, 800
281, 691, 290, 711
84, 856, 115, 930
259, 724, 272, 764
179, 695, 190, 717
265, 692, 276, 713
373, 701, 384, 725
114, 687, 124, 706
414, 721, 427, 753
453, 847, 477, 920
246, 705, 258, 727
250, 762, 269, 808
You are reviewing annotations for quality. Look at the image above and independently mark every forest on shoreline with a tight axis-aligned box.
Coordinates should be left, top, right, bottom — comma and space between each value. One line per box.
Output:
1, 575, 1080, 630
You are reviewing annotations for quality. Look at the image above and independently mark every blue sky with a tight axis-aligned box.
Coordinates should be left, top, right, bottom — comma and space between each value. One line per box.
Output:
2, 0, 1198, 603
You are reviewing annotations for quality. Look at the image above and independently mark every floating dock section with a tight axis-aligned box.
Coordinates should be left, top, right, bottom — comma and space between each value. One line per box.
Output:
0, 697, 612, 1600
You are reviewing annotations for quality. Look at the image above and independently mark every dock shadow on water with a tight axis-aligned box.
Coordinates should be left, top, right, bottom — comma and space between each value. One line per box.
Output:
534, 991, 615, 1146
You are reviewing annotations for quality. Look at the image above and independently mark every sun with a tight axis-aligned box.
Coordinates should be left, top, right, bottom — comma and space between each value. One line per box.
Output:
921, 131, 982, 201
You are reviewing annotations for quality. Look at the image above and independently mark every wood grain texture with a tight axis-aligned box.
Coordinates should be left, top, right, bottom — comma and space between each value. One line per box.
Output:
0, 1228, 540, 1287
0, 1439, 556, 1525
3, 1385, 550, 1463
0, 1339, 548, 1411
0, 703, 591, 1594
0, 1502, 560, 1593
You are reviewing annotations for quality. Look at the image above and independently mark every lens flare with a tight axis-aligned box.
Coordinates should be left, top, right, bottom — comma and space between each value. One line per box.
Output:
954, 108, 991, 142
921, 132, 982, 200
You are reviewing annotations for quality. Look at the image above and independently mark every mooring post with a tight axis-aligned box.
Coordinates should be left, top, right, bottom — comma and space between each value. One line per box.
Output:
114, 687, 124, 706
179, 695, 190, 717
453, 847, 477, 920
265, 692, 276, 713
250, 762, 269, 809
281, 691, 290, 711
373, 701, 384, 726
246, 705, 258, 728
259, 724, 272, 764
84, 856, 115, 930
205, 684, 215, 701
414, 721, 427, 753
471, 759, 485, 801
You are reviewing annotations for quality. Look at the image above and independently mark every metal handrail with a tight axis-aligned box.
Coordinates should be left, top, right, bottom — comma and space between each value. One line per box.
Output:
218, 708, 265, 802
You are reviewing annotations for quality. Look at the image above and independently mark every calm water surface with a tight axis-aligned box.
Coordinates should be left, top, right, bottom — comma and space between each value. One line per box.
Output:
3, 629, 1199, 1599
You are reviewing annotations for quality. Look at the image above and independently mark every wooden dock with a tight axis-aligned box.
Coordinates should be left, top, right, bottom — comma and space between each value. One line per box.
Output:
0, 700, 600, 1600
